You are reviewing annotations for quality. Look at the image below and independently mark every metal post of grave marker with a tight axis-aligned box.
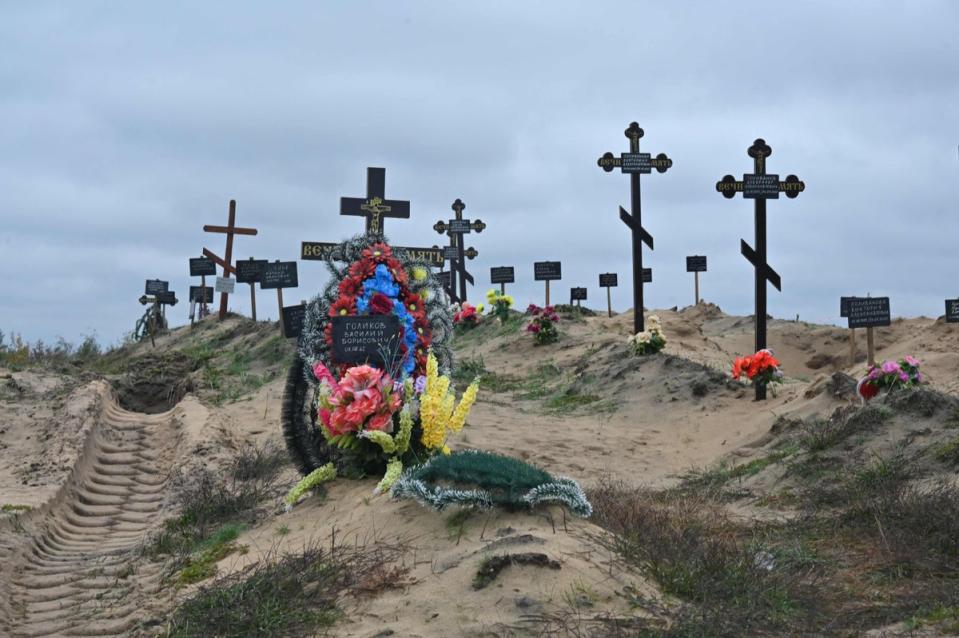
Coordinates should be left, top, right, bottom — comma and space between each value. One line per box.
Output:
261, 260, 299, 335
599, 273, 618, 318
491, 266, 515, 296
236, 258, 267, 322
534, 261, 562, 306
686, 256, 707, 305
340, 167, 410, 235
847, 296, 890, 367
203, 200, 258, 321
597, 122, 672, 335
716, 139, 805, 400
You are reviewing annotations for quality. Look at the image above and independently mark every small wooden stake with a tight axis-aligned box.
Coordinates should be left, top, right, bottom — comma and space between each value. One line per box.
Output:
607, 286, 612, 318
545, 281, 550, 307
277, 288, 284, 331
250, 283, 257, 322
694, 271, 700, 305
866, 326, 875, 367
849, 328, 857, 367
500, 282, 506, 295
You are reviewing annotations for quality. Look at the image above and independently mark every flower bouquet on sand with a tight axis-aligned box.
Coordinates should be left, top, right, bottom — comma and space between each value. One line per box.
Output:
732, 349, 783, 390
857, 356, 924, 402
452, 302, 483, 330
526, 304, 559, 345
485, 289, 514, 322
628, 315, 666, 356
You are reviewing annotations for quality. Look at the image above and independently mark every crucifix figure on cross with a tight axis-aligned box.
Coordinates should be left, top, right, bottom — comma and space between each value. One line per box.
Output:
202, 199, 258, 321
716, 138, 805, 401
340, 167, 410, 235
597, 122, 672, 335
433, 198, 486, 302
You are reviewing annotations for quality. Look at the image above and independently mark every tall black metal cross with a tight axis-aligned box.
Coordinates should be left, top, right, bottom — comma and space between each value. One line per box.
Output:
433, 198, 485, 302
716, 138, 804, 400
598, 122, 672, 335
340, 167, 410, 235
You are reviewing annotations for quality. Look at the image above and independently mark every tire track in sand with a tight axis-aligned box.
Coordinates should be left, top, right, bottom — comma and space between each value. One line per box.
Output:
6, 397, 181, 637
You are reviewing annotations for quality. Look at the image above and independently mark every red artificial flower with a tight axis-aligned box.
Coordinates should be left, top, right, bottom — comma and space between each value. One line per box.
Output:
403, 292, 423, 313
329, 296, 356, 318
369, 292, 394, 315
339, 275, 362, 298
349, 259, 376, 281
362, 243, 393, 263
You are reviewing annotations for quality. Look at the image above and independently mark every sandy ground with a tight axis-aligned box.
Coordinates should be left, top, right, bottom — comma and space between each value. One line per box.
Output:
1, 306, 957, 636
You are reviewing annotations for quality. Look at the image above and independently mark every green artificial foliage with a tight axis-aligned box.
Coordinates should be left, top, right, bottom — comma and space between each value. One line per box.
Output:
391, 450, 592, 517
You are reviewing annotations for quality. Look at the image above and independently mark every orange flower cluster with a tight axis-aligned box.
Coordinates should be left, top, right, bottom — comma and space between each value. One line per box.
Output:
732, 349, 780, 381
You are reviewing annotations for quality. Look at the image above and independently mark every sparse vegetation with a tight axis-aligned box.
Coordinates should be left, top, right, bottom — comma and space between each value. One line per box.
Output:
162, 542, 408, 637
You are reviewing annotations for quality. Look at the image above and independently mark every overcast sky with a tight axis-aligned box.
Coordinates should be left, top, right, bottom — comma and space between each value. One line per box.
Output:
2, 2, 957, 347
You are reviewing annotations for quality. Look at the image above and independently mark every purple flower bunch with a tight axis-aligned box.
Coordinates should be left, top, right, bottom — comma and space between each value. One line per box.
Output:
858, 355, 924, 401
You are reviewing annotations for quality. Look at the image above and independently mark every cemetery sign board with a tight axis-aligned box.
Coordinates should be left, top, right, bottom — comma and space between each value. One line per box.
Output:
945, 299, 959, 324
189, 257, 217, 277
599, 273, 618, 287
190, 286, 214, 304
145, 279, 169, 295
686, 256, 707, 272
261, 261, 298, 290
235, 259, 267, 284
215, 277, 236, 294
282, 303, 308, 338
490, 266, 515, 284
534, 261, 562, 281
570, 287, 587, 301
847, 297, 891, 329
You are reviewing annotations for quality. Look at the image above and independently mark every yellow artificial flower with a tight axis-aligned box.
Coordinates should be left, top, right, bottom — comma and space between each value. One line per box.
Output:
362, 430, 396, 453
374, 457, 403, 494
412, 267, 428, 282
394, 405, 413, 454
449, 379, 479, 432
284, 463, 336, 507
441, 445, 451, 456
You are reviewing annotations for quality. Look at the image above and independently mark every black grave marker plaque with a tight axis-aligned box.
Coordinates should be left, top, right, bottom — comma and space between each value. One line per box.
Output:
448, 219, 471, 234
642, 268, 652, 283
839, 296, 861, 318
282, 304, 307, 338
686, 256, 707, 273
743, 174, 781, 199
599, 273, 618, 287
570, 287, 587, 301
145, 279, 169, 295
260, 262, 298, 290
332, 315, 402, 365
190, 286, 214, 304
236, 259, 267, 284
945, 299, 959, 324
155, 291, 178, 306
534, 261, 562, 281
490, 267, 515, 285
847, 297, 891, 329
189, 257, 216, 277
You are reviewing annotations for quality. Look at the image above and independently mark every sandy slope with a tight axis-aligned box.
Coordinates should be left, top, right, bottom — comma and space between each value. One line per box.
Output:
1, 306, 957, 636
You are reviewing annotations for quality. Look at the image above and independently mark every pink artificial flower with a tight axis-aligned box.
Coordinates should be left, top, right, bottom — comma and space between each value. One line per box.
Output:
312, 361, 339, 391
880, 361, 900, 375
904, 355, 920, 367
323, 365, 401, 436
899, 372, 909, 382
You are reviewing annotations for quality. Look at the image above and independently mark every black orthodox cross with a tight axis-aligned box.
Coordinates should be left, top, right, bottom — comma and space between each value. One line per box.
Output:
203, 199, 258, 321
433, 198, 485, 302
340, 167, 410, 235
598, 122, 672, 335
716, 138, 804, 400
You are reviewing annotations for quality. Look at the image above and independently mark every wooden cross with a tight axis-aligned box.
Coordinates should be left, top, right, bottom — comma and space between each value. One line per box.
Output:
716, 138, 804, 400
203, 199, 258, 320
433, 198, 485, 302
597, 122, 672, 335
340, 167, 410, 235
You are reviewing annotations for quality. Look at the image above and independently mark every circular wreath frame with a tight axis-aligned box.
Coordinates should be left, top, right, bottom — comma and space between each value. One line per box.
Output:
282, 233, 455, 477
